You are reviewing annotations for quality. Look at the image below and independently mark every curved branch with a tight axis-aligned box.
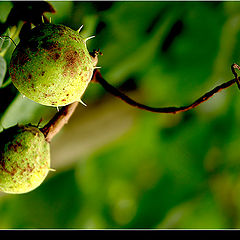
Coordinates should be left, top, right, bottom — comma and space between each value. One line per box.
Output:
40, 68, 238, 143
92, 69, 237, 114
41, 102, 79, 142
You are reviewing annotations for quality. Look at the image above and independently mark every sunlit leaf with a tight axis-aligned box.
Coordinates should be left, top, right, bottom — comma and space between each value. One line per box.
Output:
0, 56, 6, 87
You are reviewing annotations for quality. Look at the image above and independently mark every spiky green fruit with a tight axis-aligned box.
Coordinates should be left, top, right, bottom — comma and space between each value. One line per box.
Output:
0, 125, 50, 194
9, 23, 95, 107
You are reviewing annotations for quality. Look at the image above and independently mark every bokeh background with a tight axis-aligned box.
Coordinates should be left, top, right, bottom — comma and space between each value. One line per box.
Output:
1, 0, 240, 229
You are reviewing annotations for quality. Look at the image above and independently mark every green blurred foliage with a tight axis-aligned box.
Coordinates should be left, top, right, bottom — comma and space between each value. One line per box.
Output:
1, 1, 240, 229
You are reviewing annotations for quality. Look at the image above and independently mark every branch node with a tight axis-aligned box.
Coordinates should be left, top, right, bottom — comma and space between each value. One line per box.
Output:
231, 63, 240, 90
41, 102, 79, 142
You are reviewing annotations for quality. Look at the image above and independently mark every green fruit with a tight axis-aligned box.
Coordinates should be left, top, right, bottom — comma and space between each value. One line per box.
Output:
9, 23, 96, 107
0, 125, 50, 194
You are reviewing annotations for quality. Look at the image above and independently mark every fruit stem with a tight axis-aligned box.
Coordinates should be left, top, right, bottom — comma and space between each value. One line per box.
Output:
41, 102, 79, 142
92, 69, 238, 114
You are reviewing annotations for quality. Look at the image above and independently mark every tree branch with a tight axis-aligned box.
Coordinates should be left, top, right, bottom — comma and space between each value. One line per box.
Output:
41, 102, 79, 142
92, 69, 238, 114
40, 67, 238, 143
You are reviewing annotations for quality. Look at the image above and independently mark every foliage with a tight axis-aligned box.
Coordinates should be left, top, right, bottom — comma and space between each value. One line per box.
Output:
1, 1, 240, 229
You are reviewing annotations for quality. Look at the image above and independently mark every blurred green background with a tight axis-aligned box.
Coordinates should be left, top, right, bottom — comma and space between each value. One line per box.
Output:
1, 0, 240, 229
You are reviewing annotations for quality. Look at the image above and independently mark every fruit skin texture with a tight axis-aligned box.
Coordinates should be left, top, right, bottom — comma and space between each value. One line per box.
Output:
0, 125, 50, 194
9, 23, 95, 107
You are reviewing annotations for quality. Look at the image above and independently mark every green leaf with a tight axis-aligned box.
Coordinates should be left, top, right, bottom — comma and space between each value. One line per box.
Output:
0, 56, 6, 87
0, 28, 11, 53
0, 37, 3, 50
0, 94, 56, 132
0, 1, 12, 23
0, 77, 11, 89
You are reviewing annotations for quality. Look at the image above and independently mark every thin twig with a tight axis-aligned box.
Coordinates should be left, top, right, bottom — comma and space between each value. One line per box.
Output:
40, 68, 238, 142
92, 69, 238, 114
41, 102, 79, 142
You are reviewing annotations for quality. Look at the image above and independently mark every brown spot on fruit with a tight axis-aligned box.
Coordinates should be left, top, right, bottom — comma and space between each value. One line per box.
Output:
41, 39, 58, 51
63, 50, 82, 77
53, 53, 60, 61
12, 50, 30, 66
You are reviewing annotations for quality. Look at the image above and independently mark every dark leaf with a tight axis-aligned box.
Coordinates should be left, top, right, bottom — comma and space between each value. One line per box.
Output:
0, 1, 55, 34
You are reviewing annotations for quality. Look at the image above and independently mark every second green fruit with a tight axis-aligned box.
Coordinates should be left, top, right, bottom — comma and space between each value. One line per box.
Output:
0, 125, 50, 194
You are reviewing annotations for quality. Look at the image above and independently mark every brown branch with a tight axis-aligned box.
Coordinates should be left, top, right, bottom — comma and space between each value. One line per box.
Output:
40, 66, 238, 142
92, 69, 238, 114
41, 102, 79, 142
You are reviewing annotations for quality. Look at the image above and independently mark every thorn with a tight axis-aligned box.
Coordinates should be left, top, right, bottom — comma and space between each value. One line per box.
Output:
56, 106, 59, 112
94, 66, 101, 69
42, 15, 45, 24
77, 25, 83, 33
22, 94, 26, 98
49, 168, 56, 172
79, 99, 87, 107
84, 35, 95, 42
49, 16, 52, 23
